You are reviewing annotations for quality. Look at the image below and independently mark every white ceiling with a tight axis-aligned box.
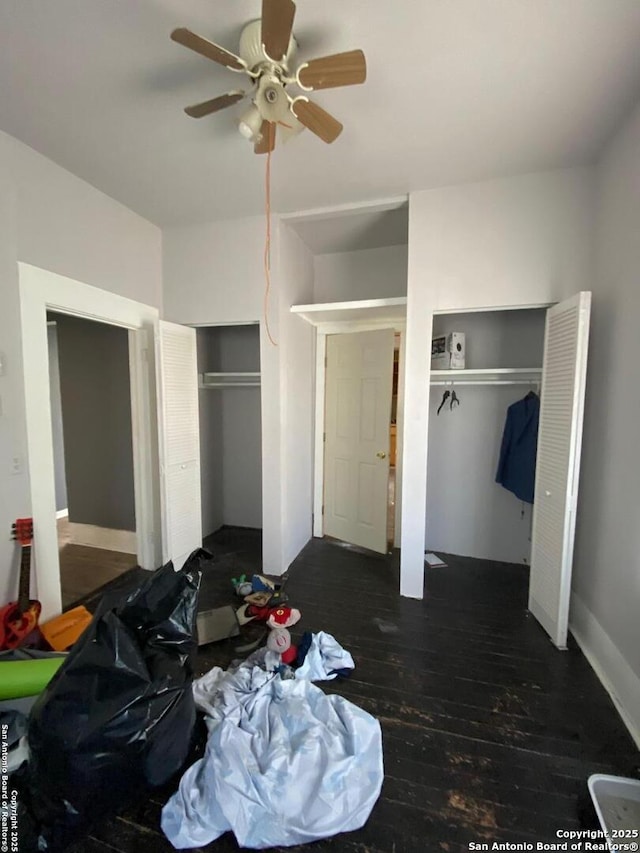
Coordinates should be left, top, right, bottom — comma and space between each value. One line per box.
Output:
2, 1, 640, 227
288, 205, 408, 254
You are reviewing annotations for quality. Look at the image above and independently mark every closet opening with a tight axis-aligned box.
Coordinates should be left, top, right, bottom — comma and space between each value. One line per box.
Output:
426, 308, 546, 573
195, 324, 263, 546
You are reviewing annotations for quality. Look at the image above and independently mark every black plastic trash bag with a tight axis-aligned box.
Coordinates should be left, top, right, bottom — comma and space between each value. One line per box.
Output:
21, 550, 206, 852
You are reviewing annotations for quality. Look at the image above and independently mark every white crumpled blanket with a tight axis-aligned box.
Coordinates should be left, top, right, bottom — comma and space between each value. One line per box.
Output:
161, 633, 383, 850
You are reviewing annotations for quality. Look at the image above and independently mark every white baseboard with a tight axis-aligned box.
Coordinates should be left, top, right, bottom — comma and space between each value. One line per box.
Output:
65, 522, 136, 555
56, 508, 69, 519
570, 593, 640, 749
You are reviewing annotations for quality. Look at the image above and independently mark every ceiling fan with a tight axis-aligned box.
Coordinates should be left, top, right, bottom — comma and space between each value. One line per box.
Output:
170, 0, 367, 153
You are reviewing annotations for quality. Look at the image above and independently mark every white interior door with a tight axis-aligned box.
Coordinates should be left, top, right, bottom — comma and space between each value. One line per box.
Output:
156, 320, 202, 570
324, 329, 395, 554
529, 291, 591, 648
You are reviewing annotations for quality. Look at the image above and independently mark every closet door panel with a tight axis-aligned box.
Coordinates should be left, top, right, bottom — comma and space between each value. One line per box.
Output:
157, 320, 202, 569
324, 328, 395, 554
529, 292, 591, 648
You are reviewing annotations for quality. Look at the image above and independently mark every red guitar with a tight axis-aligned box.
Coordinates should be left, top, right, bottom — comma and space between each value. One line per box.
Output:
0, 518, 41, 650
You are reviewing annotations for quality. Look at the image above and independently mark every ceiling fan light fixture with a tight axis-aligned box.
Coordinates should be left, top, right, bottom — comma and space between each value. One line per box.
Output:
238, 104, 263, 140
171, 0, 367, 151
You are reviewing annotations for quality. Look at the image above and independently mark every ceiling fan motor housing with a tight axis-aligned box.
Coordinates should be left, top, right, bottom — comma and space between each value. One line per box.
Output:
239, 19, 297, 71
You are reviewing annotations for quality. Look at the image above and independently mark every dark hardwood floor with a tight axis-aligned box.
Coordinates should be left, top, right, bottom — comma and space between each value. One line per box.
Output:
66, 529, 638, 853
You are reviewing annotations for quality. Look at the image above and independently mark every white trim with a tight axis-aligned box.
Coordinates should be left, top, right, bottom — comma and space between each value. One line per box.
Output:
394, 328, 406, 548
570, 594, 640, 749
19, 262, 161, 620
129, 327, 159, 573
312, 333, 326, 538
312, 321, 406, 550
64, 523, 137, 554
55, 508, 69, 520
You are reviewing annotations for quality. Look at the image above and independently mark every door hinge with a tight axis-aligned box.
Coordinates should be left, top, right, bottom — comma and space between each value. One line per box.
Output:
322, 505, 325, 515
323, 432, 326, 442
324, 356, 328, 368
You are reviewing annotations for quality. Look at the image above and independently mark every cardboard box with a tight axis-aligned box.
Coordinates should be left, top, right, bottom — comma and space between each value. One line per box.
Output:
448, 332, 465, 369
431, 335, 448, 369
431, 332, 466, 369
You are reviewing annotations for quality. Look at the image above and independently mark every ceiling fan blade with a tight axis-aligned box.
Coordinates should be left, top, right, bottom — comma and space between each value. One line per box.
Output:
291, 99, 343, 144
255, 121, 276, 154
171, 28, 245, 71
261, 0, 296, 62
298, 49, 367, 90
185, 91, 246, 118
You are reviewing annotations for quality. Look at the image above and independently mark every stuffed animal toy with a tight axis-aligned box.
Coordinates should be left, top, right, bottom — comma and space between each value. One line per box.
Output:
266, 625, 297, 666
231, 575, 253, 597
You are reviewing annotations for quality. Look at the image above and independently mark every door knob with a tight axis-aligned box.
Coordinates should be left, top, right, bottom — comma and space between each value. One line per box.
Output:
376, 451, 387, 459
545, 490, 551, 497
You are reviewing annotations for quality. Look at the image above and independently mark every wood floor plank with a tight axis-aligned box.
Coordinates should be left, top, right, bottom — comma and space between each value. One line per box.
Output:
61, 529, 637, 852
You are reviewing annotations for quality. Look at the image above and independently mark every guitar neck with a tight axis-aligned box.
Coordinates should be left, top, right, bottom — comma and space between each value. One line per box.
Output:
18, 545, 32, 612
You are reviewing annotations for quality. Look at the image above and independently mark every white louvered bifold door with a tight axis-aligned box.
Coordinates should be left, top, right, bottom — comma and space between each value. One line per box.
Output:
529, 292, 591, 648
157, 320, 202, 570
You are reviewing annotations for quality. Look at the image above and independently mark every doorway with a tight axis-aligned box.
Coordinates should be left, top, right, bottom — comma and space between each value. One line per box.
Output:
19, 262, 160, 620
47, 313, 138, 607
321, 326, 404, 555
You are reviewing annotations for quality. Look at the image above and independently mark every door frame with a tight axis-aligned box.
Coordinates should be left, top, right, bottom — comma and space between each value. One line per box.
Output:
19, 263, 161, 619
313, 319, 406, 548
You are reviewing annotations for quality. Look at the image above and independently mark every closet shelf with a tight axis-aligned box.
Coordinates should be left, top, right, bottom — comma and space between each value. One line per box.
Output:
200, 372, 261, 389
430, 367, 542, 386
291, 297, 407, 326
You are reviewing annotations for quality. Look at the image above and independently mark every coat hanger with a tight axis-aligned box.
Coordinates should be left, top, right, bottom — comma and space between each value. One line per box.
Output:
437, 390, 450, 415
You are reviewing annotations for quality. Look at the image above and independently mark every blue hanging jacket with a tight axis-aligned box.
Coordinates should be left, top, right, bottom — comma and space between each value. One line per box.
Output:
495, 393, 540, 504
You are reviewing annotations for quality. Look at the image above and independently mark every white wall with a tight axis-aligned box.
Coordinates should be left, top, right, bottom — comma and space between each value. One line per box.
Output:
163, 217, 265, 324
570, 100, 640, 746
163, 215, 314, 573
313, 245, 408, 303
401, 167, 594, 597
12, 136, 162, 307
0, 130, 162, 609
278, 223, 315, 568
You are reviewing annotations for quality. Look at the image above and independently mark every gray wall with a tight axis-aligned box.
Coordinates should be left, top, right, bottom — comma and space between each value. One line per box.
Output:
47, 324, 68, 513
197, 325, 262, 534
313, 245, 408, 303
54, 314, 136, 531
426, 309, 546, 563
571, 99, 640, 711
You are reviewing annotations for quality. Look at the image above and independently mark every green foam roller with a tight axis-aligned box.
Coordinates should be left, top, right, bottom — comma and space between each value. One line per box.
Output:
0, 657, 65, 699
